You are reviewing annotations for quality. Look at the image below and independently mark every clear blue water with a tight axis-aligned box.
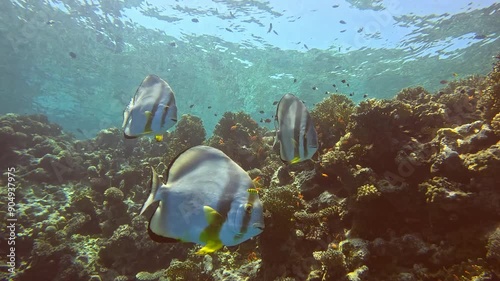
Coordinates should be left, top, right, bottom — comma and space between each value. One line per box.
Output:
0, 0, 498, 137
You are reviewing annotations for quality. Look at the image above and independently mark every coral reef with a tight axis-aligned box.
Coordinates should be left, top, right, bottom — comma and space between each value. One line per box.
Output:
486, 226, 500, 276
206, 111, 270, 170
310, 94, 355, 149
167, 114, 206, 156
477, 56, 500, 121
1, 56, 500, 281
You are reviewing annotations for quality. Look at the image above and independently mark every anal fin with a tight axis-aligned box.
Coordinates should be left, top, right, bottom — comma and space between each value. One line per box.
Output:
148, 222, 180, 243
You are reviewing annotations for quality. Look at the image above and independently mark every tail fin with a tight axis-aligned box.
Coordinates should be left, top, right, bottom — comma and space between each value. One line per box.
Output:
140, 167, 162, 216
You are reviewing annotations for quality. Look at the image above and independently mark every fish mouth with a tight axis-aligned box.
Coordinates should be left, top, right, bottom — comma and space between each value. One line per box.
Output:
253, 223, 265, 231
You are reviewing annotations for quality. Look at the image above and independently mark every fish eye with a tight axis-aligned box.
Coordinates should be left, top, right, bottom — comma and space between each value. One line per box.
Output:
244, 204, 253, 214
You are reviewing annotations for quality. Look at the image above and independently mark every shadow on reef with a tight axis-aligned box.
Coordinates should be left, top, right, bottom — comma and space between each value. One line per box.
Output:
0, 56, 499, 281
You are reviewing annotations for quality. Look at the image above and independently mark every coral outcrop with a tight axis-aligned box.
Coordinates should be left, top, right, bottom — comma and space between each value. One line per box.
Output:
206, 111, 270, 170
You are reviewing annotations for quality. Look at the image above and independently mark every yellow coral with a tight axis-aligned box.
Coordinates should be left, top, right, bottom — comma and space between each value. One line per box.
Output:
491, 112, 500, 136
356, 184, 381, 202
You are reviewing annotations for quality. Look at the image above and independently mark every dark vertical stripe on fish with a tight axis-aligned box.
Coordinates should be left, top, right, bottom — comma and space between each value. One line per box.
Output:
237, 191, 258, 238
293, 102, 302, 159
303, 113, 310, 158
161, 92, 175, 127
144, 88, 163, 132
160, 105, 169, 128
216, 172, 240, 223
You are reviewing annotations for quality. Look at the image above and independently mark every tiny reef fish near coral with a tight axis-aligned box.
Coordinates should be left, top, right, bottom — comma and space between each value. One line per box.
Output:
273, 93, 318, 164
140, 145, 265, 254
122, 74, 177, 139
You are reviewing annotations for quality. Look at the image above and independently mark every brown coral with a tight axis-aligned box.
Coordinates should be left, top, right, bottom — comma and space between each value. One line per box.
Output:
310, 93, 355, 149
206, 111, 268, 169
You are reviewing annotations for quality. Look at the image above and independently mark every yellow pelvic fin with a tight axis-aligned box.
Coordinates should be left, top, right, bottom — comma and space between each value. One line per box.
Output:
197, 240, 223, 255
155, 134, 163, 142
290, 156, 302, 164
197, 206, 224, 255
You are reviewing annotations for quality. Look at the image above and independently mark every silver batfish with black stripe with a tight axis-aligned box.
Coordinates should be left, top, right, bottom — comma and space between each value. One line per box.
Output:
273, 93, 318, 164
122, 74, 177, 139
140, 145, 265, 254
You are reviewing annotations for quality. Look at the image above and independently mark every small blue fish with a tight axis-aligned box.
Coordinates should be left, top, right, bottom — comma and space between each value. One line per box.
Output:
140, 146, 265, 254
122, 75, 177, 139
273, 93, 318, 164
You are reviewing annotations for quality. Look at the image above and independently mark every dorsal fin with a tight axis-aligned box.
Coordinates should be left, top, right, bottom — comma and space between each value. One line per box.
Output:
140, 167, 162, 216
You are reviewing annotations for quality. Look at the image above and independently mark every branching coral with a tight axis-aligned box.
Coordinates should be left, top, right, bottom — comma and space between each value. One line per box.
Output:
349, 99, 412, 145
343, 99, 417, 174
313, 247, 348, 276
170, 114, 206, 150
397, 86, 448, 141
206, 111, 269, 169
419, 176, 471, 208
355, 184, 381, 203
294, 204, 344, 223
165, 259, 206, 281
261, 184, 302, 225
310, 93, 355, 149
312, 238, 371, 280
